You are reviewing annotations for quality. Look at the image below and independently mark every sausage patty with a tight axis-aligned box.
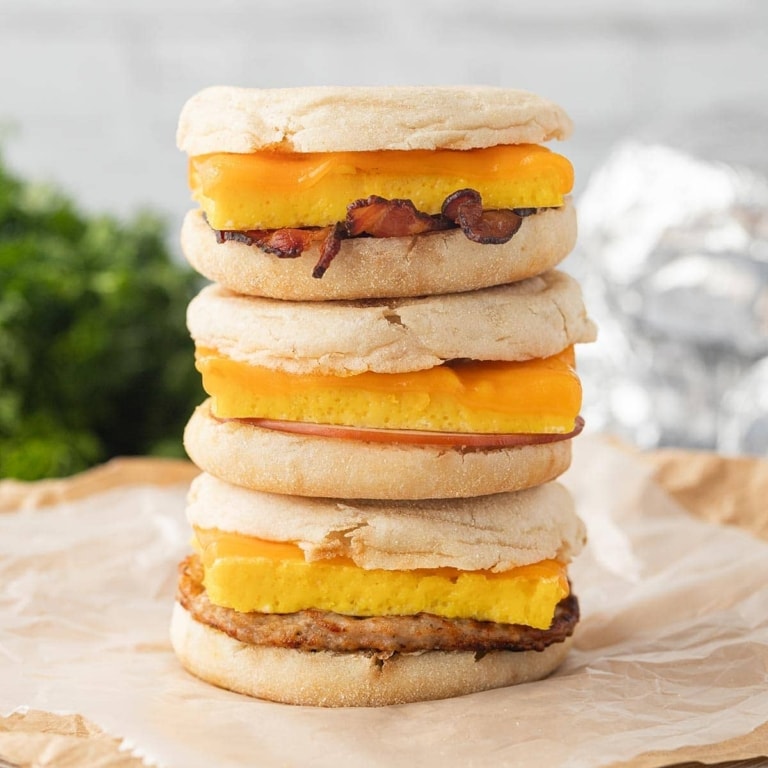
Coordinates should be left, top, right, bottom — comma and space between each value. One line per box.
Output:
177, 555, 579, 654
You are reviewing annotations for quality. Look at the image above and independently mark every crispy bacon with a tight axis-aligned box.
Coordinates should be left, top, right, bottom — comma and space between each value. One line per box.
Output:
442, 189, 523, 244
311, 222, 345, 278
216, 226, 326, 258
440, 188, 481, 222
462, 208, 523, 244
212, 189, 539, 277
346, 195, 451, 238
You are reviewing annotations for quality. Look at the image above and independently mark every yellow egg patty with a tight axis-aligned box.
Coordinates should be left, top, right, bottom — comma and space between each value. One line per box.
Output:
196, 346, 582, 434
195, 528, 569, 629
189, 144, 574, 230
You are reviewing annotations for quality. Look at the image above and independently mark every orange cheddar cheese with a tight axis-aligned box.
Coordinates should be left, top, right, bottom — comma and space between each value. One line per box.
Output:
194, 527, 570, 629
189, 144, 574, 230
195, 346, 582, 434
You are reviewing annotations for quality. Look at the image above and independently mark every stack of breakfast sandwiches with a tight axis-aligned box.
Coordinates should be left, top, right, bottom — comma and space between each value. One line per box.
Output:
170, 85, 597, 707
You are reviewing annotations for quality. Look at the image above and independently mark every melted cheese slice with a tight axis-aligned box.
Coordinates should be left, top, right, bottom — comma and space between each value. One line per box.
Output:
196, 346, 581, 434
195, 527, 569, 629
189, 144, 574, 230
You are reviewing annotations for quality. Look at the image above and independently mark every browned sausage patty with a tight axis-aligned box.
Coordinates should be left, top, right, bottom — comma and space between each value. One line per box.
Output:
177, 555, 578, 655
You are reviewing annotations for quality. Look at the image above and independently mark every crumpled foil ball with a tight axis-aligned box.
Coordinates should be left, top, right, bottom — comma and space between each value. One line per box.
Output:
570, 139, 768, 455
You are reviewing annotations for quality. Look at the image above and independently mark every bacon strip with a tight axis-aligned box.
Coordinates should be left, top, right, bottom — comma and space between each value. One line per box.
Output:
212, 189, 538, 277
442, 189, 523, 244
346, 195, 451, 238
311, 223, 345, 278
216, 227, 326, 258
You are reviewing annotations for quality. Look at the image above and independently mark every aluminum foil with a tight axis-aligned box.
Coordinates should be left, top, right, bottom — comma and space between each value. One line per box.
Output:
571, 127, 768, 455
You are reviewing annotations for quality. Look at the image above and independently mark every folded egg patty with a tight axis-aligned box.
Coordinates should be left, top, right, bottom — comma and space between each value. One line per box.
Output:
189, 144, 573, 230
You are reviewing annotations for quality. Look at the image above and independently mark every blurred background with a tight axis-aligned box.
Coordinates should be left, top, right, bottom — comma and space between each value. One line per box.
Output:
1, 0, 767, 478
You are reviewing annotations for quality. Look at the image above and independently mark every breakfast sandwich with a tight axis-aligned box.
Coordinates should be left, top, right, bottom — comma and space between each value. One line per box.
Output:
183, 269, 595, 499
176, 85, 576, 300
171, 473, 586, 706
171, 85, 595, 706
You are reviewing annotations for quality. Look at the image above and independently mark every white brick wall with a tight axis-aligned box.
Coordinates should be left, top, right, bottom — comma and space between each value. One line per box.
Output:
1, 0, 766, 246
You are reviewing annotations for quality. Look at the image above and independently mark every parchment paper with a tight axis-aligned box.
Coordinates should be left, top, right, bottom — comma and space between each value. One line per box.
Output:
0, 437, 767, 768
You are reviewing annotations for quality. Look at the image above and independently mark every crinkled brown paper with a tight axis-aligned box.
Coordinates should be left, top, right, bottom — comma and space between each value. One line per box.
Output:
0, 439, 767, 768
